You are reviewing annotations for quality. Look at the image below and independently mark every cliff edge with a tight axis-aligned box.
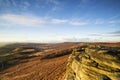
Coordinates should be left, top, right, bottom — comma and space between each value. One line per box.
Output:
65, 45, 120, 80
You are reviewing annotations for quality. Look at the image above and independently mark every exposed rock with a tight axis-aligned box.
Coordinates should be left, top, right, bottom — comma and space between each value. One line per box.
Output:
65, 45, 120, 80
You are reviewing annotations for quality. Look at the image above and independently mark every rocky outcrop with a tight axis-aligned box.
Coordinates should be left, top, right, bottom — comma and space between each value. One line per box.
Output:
65, 45, 120, 80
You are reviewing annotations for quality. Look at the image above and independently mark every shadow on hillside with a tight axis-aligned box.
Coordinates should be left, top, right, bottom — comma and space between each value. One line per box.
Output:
41, 49, 73, 59
0, 55, 36, 72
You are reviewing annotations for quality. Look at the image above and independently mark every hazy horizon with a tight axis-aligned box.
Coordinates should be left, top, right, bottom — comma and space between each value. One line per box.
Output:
0, 0, 120, 43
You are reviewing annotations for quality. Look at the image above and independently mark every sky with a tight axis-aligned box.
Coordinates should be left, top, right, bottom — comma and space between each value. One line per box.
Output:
0, 0, 120, 43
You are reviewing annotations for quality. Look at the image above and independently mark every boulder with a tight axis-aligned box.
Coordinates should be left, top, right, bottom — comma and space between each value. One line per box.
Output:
65, 45, 120, 80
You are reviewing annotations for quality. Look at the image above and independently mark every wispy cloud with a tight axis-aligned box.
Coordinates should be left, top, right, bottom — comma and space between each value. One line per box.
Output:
109, 14, 120, 20
60, 37, 91, 42
45, 0, 63, 14
22, 1, 31, 10
93, 19, 120, 24
108, 20, 120, 24
1, 13, 119, 28
0, 0, 31, 11
0, 14, 45, 27
70, 21, 88, 26
89, 34, 102, 36
0, 14, 120, 27
81, 0, 91, 3
89, 30, 120, 37
51, 19, 89, 26
51, 19, 68, 24
92, 14, 120, 25
109, 30, 120, 34
46, 0, 59, 5
60, 37, 111, 42
112, 34, 120, 36
0, 14, 90, 27
94, 19, 105, 24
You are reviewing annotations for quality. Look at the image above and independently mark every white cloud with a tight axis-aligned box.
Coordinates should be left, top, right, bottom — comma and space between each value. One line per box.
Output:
61, 37, 91, 42
0, 14, 96, 27
89, 33, 102, 36
51, 19, 68, 24
51, 18, 89, 26
94, 19, 105, 24
70, 21, 88, 26
80, 0, 95, 4
109, 14, 120, 20
108, 20, 120, 24
46, 0, 59, 5
23, 1, 31, 10
93, 18, 120, 24
0, 14, 45, 27
11, 0, 17, 7
51, 6, 58, 11
1, 14, 119, 28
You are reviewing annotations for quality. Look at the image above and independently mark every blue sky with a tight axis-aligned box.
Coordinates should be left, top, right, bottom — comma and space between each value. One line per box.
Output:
0, 0, 120, 43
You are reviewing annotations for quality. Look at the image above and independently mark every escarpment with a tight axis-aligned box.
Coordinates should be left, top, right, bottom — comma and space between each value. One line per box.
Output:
65, 45, 120, 80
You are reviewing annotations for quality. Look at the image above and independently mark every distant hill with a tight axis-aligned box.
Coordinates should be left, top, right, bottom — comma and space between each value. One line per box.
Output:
0, 42, 10, 47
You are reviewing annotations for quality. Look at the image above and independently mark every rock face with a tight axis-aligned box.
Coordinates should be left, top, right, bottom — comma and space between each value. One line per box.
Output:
65, 45, 120, 80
